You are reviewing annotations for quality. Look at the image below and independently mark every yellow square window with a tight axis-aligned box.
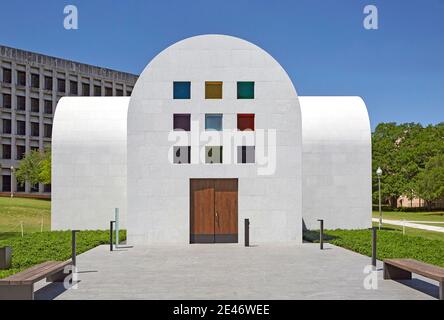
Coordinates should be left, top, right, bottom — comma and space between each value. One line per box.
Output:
205, 81, 223, 99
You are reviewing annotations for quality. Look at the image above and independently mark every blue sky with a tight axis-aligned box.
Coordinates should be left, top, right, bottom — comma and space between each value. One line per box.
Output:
1, 0, 443, 129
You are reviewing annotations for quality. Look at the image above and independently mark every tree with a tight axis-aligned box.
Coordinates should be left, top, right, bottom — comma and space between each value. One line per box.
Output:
415, 155, 444, 209
15, 148, 51, 187
372, 122, 444, 208
39, 150, 51, 185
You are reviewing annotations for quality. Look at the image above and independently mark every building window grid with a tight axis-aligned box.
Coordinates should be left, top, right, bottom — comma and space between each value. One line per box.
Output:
0, 59, 137, 194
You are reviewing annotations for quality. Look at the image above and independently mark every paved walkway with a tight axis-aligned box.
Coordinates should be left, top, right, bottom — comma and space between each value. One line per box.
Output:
34, 243, 440, 300
372, 218, 444, 233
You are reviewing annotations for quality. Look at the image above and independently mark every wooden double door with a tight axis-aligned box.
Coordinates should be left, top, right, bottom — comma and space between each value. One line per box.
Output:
190, 179, 238, 243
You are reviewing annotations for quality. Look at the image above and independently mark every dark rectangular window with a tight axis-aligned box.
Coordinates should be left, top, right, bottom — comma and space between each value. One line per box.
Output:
2, 68, 12, 83
17, 96, 26, 110
44, 76, 53, 90
237, 114, 255, 131
237, 82, 255, 99
94, 85, 101, 96
127, 90, 132, 96
105, 87, 113, 96
31, 98, 39, 113
173, 114, 191, 131
44, 123, 52, 138
82, 83, 90, 96
31, 122, 39, 137
17, 183, 25, 192
2, 175, 11, 192
57, 79, 66, 93
2, 94, 11, 109
31, 74, 40, 88
70, 81, 78, 95
2, 144, 11, 159
44, 100, 52, 114
16, 145, 25, 160
173, 146, 191, 164
173, 82, 191, 99
31, 183, 39, 193
16, 120, 26, 135
17, 71, 26, 86
44, 184, 51, 193
116, 89, 123, 96
237, 146, 255, 164
2, 119, 11, 134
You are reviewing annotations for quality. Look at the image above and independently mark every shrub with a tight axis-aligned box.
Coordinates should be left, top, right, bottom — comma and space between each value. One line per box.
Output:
0, 230, 126, 279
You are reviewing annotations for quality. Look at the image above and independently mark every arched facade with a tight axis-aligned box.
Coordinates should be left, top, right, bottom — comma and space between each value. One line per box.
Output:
52, 97, 128, 230
51, 35, 371, 245
127, 35, 303, 244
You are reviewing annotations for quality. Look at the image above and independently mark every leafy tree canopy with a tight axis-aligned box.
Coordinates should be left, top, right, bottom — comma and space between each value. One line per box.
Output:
372, 122, 444, 207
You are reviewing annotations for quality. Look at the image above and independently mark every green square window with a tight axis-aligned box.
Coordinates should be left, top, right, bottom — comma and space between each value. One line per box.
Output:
237, 82, 254, 99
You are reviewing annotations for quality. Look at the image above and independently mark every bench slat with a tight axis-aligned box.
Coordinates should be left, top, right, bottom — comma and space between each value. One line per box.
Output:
0, 261, 55, 285
3, 262, 59, 282
0, 261, 71, 285
385, 259, 444, 282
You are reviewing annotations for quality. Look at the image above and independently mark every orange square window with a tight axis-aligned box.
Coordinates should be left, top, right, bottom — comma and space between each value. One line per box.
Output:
237, 114, 255, 131
205, 81, 223, 99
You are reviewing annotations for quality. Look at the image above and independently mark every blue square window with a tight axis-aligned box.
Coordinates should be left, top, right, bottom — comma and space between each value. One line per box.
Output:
173, 81, 191, 99
205, 114, 223, 131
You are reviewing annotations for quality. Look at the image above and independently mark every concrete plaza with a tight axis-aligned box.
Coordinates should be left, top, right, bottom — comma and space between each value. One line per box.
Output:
35, 243, 439, 300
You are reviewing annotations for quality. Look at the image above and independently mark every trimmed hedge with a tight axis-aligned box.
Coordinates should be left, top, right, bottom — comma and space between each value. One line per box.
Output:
304, 228, 444, 268
0, 230, 126, 279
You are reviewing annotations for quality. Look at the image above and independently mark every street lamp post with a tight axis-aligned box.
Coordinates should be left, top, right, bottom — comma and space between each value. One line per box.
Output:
376, 167, 383, 230
10, 166, 14, 198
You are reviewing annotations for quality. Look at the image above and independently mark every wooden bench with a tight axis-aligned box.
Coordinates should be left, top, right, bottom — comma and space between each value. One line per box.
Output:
0, 260, 72, 300
384, 259, 444, 300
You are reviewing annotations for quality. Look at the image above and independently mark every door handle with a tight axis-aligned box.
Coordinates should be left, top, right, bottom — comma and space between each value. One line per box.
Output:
216, 211, 220, 226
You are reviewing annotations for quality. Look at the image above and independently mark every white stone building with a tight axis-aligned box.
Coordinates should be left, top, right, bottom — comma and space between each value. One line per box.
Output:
52, 35, 371, 245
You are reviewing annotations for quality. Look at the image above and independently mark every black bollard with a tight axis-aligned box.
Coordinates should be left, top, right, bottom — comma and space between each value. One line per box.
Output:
110, 221, 115, 251
244, 219, 250, 247
317, 219, 324, 250
372, 227, 377, 267
72, 230, 79, 267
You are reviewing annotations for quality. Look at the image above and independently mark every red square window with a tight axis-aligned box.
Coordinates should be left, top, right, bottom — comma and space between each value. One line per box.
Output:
237, 114, 255, 131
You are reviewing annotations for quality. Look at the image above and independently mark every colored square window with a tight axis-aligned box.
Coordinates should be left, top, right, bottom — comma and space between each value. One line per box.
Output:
205, 146, 223, 164
237, 114, 255, 131
173, 82, 191, 99
237, 146, 255, 164
237, 82, 254, 99
173, 114, 191, 131
173, 146, 191, 164
205, 114, 223, 131
205, 81, 223, 99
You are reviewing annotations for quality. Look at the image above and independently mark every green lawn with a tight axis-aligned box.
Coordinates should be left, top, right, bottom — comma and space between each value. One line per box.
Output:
372, 210, 444, 222
304, 227, 444, 268
0, 197, 51, 239
0, 197, 125, 279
